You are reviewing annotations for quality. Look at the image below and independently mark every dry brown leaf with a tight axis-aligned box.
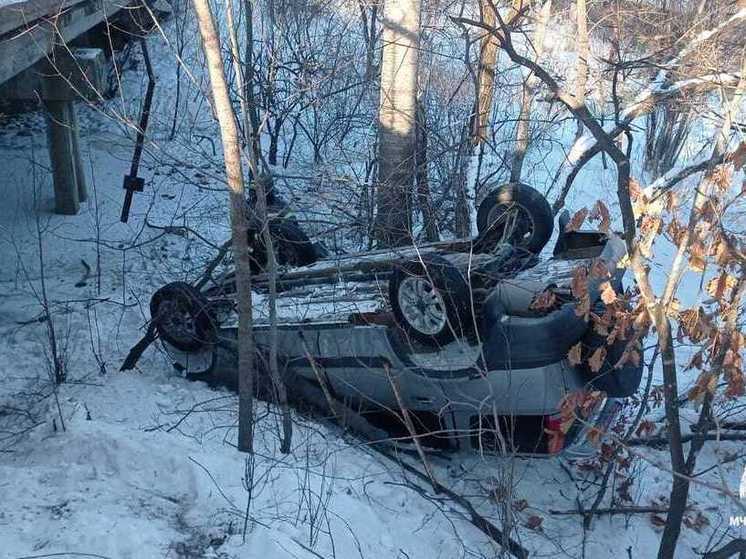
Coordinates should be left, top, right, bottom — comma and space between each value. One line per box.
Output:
589, 200, 611, 233
683, 511, 710, 533
679, 307, 713, 343
600, 282, 617, 305
688, 252, 706, 273
571, 266, 589, 298
586, 426, 604, 447
565, 207, 588, 232
635, 420, 656, 438
568, 342, 583, 366
711, 165, 733, 192
686, 351, 704, 370
530, 290, 557, 312
666, 219, 687, 246
706, 273, 736, 301
725, 370, 744, 398
709, 236, 733, 267
614, 346, 641, 369
588, 346, 607, 373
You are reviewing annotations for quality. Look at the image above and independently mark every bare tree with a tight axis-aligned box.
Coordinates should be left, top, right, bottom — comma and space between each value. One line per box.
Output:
192, 0, 256, 453
455, 6, 746, 558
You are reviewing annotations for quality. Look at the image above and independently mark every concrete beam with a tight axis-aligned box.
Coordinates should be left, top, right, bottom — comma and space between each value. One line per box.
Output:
0, 47, 107, 102
0, 0, 88, 37
0, 0, 134, 86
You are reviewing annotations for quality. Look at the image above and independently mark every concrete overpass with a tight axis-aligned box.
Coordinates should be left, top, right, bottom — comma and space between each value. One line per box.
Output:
0, 0, 142, 214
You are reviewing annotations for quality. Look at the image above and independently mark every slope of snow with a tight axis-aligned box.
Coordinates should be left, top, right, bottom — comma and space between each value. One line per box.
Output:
0, 4, 744, 558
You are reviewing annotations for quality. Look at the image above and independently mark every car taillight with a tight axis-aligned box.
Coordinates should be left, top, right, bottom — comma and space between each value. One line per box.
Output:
544, 415, 565, 454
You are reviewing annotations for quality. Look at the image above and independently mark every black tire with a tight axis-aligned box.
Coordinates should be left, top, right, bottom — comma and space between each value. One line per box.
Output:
476, 183, 553, 254
248, 219, 318, 273
389, 255, 474, 346
150, 282, 216, 352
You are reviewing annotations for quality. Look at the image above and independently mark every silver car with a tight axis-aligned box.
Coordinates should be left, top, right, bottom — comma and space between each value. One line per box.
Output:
149, 184, 642, 455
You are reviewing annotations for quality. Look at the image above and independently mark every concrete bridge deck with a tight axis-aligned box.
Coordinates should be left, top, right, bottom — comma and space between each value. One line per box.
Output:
1, 0, 145, 215
0, 0, 136, 86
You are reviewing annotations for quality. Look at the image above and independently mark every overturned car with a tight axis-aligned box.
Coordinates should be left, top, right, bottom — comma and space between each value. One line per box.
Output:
149, 183, 643, 456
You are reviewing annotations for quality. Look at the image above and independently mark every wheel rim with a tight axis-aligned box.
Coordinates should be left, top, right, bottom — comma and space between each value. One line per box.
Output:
486, 203, 535, 246
157, 299, 198, 345
397, 276, 448, 336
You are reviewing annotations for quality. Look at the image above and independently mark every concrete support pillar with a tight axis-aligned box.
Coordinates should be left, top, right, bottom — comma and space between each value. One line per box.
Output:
69, 105, 88, 203
2, 46, 103, 215
44, 100, 85, 215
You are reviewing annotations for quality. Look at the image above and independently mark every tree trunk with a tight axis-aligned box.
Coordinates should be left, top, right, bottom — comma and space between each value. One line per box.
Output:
510, 0, 551, 182
657, 59, 745, 559
453, 122, 472, 238
415, 101, 439, 241
193, 0, 256, 453
574, 0, 588, 140
472, 0, 499, 143
472, 0, 524, 144
226, 0, 292, 454
373, 0, 421, 247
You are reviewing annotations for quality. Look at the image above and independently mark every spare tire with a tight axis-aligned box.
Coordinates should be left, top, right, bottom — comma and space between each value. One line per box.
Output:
476, 183, 553, 254
389, 255, 474, 346
248, 219, 318, 273
150, 282, 216, 352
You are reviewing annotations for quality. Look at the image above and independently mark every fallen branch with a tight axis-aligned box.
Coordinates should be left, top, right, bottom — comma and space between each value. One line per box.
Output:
120, 323, 157, 371
372, 443, 529, 559
550, 506, 670, 516
628, 432, 746, 447
383, 362, 440, 493
289, 374, 528, 558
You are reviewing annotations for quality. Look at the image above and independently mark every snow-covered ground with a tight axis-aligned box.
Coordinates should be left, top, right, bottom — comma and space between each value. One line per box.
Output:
1, 5, 745, 559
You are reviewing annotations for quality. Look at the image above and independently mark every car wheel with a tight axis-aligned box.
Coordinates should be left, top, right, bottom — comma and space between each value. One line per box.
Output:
389, 255, 474, 346
248, 219, 318, 273
150, 282, 215, 352
476, 183, 553, 254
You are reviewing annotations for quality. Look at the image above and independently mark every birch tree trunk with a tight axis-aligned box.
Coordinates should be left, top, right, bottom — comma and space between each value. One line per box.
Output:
225, 0, 292, 454
373, 0, 421, 247
193, 0, 256, 453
